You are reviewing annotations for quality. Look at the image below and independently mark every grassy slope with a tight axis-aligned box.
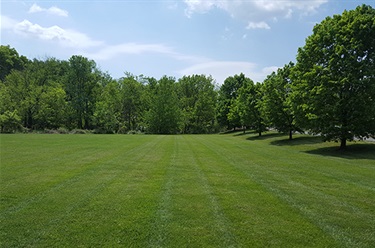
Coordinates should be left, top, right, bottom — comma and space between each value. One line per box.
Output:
0, 133, 374, 247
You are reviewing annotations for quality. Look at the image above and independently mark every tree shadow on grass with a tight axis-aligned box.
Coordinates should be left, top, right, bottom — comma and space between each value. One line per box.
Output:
270, 136, 323, 146
306, 143, 375, 160
270, 135, 375, 160
233, 130, 258, 137
220, 129, 243, 135
246, 132, 285, 141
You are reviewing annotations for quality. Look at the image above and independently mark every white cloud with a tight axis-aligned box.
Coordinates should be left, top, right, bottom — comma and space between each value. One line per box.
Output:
28, 3, 68, 17
86, 43, 174, 60
86, 43, 210, 65
179, 61, 261, 84
262, 66, 280, 75
167, 2, 179, 10
184, 0, 216, 17
14, 20, 102, 48
246, 21, 270, 30
1, 15, 17, 30
184, 0, 327, 26
179, 61, 281, 84
28, 3, 43, 13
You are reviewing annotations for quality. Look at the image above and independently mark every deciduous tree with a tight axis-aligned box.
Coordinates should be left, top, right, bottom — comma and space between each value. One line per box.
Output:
146, 76, 180, 134
177, 75, 217, 133
0, 45, 29, 81
262, 62, 300, 140
119, 74, 146, 131
217, 73, 247, 130
231, 79, 266, 136
65, 55, 98, 129
294, 5, 375, 149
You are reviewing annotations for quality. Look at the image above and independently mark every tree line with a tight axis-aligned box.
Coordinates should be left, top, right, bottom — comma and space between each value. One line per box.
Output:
0, 52, 218, 135
1, 5, 374, 149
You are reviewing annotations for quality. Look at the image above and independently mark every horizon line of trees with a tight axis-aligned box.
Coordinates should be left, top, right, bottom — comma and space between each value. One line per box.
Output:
1, 5, 374, 149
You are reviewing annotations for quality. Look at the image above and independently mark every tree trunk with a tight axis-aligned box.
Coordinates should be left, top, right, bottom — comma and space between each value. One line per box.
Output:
289, 129, 293, 140
77, 116, 82, 129
339, 138, 347, 150
84, 118, 90, 129
258, 122, 262, 137
27, 110, 33, 129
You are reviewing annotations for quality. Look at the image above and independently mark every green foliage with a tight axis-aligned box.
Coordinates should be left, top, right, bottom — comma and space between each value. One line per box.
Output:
146, 76, 181, 134
94, 79, 121, 133
0, 45, 29, 81
262, 62, 300, 139
119, 74, 147, 132
70, 129, 88, 134
1, 5, 373, 140
228, 75, 253, 128
2, 58, 68, 130
217, 73, 247, 129
65, 55, 98, 129
231, 80, 266, 136
177, 75, 217, 133
294, 5, 375, 149
0, 110, 21, 133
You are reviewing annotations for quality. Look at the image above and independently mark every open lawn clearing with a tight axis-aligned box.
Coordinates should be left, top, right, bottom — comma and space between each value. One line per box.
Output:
0, 133, 374, 247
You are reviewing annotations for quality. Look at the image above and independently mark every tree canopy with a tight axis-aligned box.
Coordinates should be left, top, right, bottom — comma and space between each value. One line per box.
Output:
262, 62, 299, 140
294, 4, 375, 149
1, 4, 374, 149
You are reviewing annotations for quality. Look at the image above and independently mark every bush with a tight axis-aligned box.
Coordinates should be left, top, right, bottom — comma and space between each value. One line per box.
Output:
127, 130, 143, 135
57, 127, 69, 134
44, 129, 60, 134
70, 129, 87, 134
117, 126, 127, 134
0, 110, 22, 133
93, 128, 114, 134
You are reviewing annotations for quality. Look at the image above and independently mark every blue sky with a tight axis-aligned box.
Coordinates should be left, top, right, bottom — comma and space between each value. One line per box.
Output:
1, 0, 373, 84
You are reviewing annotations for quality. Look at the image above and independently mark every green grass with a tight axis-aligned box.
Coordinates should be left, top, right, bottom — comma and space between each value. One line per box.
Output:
0, 133, 374, 247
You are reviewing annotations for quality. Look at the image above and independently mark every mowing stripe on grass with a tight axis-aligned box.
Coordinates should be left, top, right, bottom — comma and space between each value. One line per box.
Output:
1, 133, 374, 247
189, 135, 339, 247
26, 135, 166, 247
194, 134, 374, 247
150, 136, 238, 247
183, 136, 237, 247
0, 135, 163, 216
149, 136, 179, 247
1, 135, 167, 247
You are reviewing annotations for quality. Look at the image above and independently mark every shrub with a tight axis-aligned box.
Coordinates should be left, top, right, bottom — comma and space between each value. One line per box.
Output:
0, 110, 22, 133
117, 126, 127, 134
57, 127, 69, 134
70, 129, 87, 134
127, 130, 143, 135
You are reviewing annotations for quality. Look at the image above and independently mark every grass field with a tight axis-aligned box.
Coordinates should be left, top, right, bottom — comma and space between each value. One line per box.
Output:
0, 133, 374, 247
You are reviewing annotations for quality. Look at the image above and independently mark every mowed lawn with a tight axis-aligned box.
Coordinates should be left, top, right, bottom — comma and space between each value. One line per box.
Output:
0, 133, 374, 247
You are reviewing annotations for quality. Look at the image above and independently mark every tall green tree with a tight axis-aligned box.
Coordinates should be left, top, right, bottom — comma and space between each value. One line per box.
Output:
29, 58, 68, 129
262, 63, 299, 140
94, 75, 122, 133
227, 75, 253, 131
2, 59, 67, 130
65, 55, 98, 129
294, 5, 375, 149
146, 76, 180, 134
177, 75, 217, 133
0, 45, 29, 81
0, 82, 21, 132
217, 73, 247, 130
119, 74, 146, 131
230, 79, 266, 136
